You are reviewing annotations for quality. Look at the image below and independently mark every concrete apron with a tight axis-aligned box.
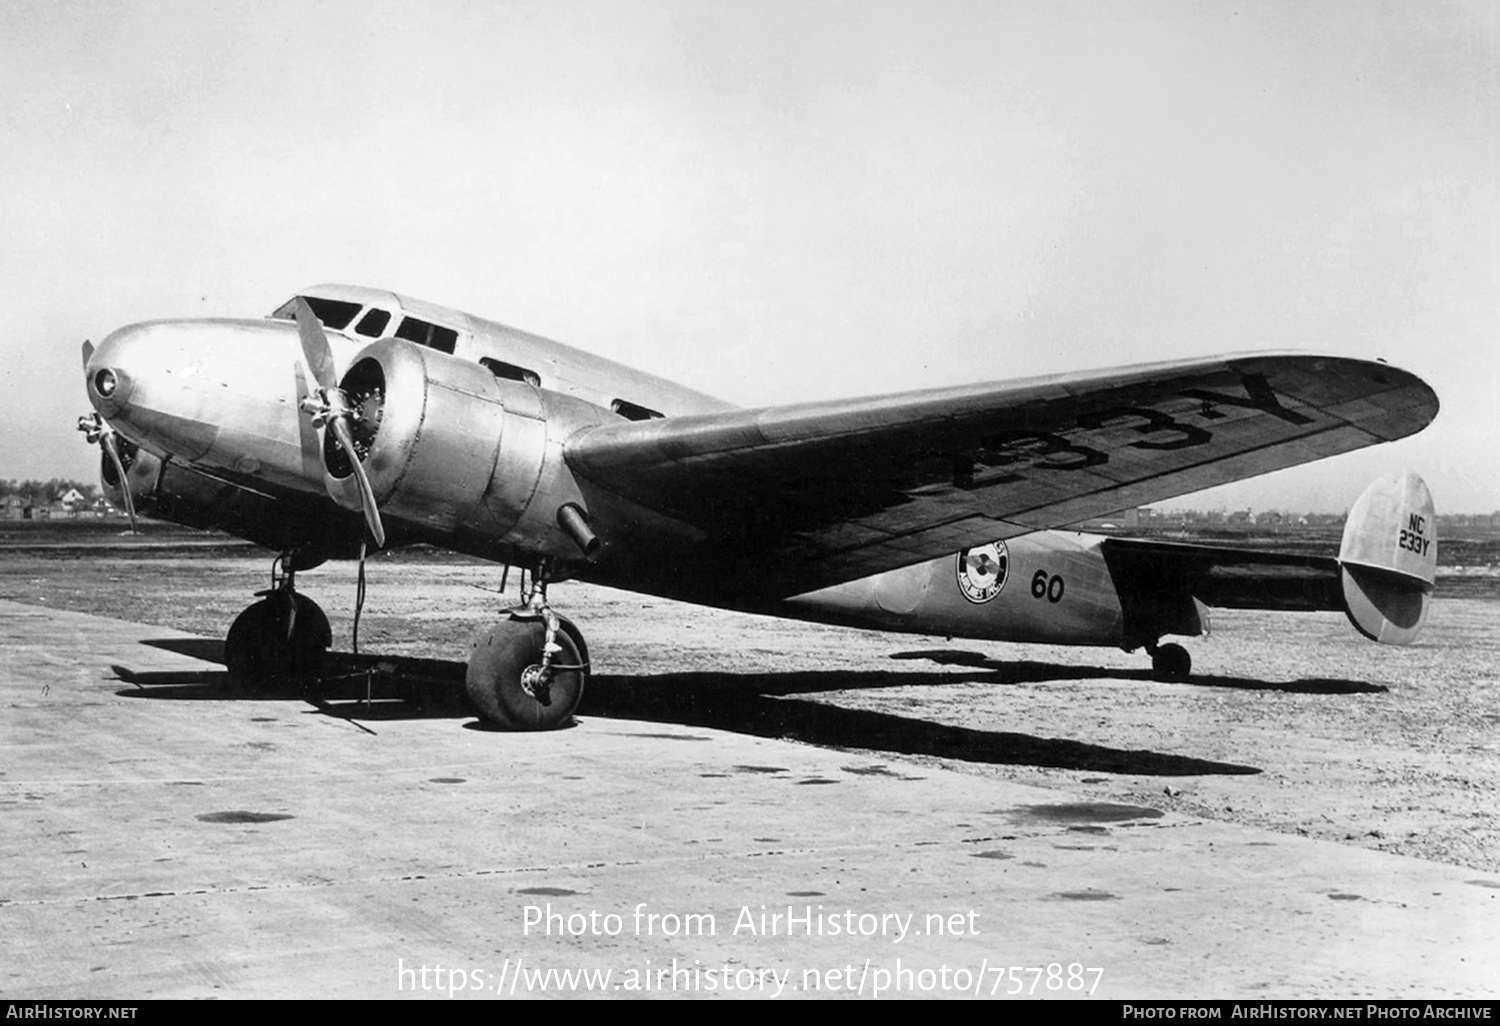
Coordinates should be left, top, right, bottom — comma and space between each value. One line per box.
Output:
0, 599, 1494, 999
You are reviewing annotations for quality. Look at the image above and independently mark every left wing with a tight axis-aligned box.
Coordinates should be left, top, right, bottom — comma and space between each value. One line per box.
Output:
568, 353, 1438, 596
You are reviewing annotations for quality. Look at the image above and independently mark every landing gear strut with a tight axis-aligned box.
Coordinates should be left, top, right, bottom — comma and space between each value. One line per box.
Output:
225, 554, 332, 692
466, 565, 589, 730
1147, 641, 1192, 682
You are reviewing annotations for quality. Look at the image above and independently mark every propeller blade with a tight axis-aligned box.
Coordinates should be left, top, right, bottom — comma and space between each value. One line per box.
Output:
293, 298, 338, 391
99, 430, 137, 533
81, 339, 95, 370
328, 415, 386, 549
293, 299, 385, 548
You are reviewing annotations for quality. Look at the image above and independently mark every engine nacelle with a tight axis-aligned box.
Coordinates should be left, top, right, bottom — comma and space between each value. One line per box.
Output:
324, 338, 606, 561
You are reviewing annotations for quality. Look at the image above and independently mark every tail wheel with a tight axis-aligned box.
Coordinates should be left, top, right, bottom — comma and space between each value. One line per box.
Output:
1150, 642, 1192, 682
225, 594, 331, 692
466, 618, 586, 730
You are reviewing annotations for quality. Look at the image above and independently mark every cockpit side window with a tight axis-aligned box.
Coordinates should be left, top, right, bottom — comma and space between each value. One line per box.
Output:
395, 316, 458, 355
355, 308, 392, 337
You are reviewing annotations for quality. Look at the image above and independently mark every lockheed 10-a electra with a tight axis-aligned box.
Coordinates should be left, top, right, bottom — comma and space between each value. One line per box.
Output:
78, 285, 1439, 729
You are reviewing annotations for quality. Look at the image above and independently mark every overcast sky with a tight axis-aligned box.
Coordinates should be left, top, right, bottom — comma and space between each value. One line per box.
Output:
3, 0, 1495, 512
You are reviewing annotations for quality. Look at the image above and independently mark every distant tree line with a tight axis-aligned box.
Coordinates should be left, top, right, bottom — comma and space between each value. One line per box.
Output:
1437, 512, 1500, 529
0, 479, 100, 505
1148, 508, 1499, 528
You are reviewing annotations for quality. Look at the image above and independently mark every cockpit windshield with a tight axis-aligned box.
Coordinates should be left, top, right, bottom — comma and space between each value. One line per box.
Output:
269, 296, 363, 331
269, 290, 461, 351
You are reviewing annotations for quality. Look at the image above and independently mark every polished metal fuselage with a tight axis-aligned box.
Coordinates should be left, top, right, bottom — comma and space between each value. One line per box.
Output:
82, 290, 1152, 649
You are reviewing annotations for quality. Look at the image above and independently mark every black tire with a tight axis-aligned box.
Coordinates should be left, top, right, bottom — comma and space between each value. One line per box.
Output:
466, 618, 586, 730
1151, 642, 1192, 682
225, 594, 332, 692
554, 613, 590, 671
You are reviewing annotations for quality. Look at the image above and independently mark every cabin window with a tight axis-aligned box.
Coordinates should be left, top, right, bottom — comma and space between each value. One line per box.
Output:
270, 296, 363, 330
395, 316, 458, 355
354, 308, 391, 337
611, 398, 664, 421
481, 357, 541, 387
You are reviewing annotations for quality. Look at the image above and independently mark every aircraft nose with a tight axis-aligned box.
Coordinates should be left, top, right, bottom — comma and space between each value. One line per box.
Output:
79, 315, 338, 485
82, 320, 226, 462
85, 322, 150, 417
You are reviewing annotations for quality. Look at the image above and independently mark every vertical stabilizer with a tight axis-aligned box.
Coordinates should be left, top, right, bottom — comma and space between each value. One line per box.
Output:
1338, 471, 1436, 645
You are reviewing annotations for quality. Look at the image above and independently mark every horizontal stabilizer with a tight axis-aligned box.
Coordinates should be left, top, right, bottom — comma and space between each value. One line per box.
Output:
1338, 471, 1435, 645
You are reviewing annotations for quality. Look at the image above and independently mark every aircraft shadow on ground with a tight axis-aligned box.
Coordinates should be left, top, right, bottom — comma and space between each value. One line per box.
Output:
117, 638, 1266, 775
580, 669, 1260, 776
888, 648, 1389, 695
116, 640, 471, 720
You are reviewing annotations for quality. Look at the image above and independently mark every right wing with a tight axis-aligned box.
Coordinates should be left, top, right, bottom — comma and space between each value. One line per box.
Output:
568, 353, 1438, 597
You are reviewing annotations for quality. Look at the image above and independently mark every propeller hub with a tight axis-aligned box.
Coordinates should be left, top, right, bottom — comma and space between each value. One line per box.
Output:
323, 364, 385, 481
293, 297, 387, 549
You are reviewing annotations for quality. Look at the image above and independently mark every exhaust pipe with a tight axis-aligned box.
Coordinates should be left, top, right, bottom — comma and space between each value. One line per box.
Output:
556, 503, 600, 558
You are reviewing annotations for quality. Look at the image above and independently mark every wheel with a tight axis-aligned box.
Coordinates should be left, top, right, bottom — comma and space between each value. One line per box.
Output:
1151, 642, 1192, 682
225, 594, 332, 692
466, 617, 586, 730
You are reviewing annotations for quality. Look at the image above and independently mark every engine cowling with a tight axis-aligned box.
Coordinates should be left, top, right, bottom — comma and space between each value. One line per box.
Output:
322, 338, 603, 560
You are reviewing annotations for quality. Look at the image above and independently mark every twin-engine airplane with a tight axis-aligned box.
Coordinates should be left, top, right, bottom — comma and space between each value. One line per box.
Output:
79, 285, 1440, 729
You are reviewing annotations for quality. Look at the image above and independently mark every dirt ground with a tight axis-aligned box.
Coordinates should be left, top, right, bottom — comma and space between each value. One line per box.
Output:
2, 542, 1496, 875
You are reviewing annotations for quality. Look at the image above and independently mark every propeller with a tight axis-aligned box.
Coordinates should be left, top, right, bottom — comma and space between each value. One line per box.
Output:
293, 299, 386, 548
77, 412, 137, 532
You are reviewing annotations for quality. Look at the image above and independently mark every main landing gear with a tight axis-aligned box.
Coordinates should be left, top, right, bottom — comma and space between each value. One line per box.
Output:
466, 567, 590, 731
224, 555, 332, 692
1147, 641, 1192, 682
222, 552, 588, 729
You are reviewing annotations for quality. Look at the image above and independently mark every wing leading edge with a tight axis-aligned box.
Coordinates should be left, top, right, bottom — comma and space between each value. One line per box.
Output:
567, 353, 1438, 596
